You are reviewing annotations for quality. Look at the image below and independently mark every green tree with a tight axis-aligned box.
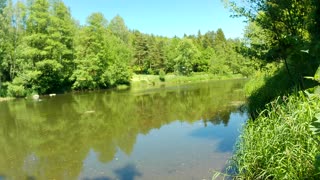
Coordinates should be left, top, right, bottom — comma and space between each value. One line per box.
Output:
174, 38, 200, 75
163, 37, 180, 73
132, 31, 149, 73
213, 28, 227, 50
72, 13, 132, 89
71, 12, 109, 90
101, 34, 132, 86
8, 0, 62, 95
202, 31, 215, 49
48, 0, 76, 87
108, 15, 130, 44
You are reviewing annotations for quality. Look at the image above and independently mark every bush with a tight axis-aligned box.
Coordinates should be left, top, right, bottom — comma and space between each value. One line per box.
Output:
0, 83, 8, 97
159, 69, 166, 82
7, 83, 27, 97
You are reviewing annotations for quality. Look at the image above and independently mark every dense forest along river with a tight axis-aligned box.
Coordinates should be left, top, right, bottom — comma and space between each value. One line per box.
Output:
0, 79, 248, 180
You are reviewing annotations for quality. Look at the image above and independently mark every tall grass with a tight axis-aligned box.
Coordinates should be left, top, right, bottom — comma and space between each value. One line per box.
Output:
229, 91, 320, 179
244, 61, 317, 118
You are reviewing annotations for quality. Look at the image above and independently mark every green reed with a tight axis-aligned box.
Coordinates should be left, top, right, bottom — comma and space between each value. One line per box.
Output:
229, 91, 320, 179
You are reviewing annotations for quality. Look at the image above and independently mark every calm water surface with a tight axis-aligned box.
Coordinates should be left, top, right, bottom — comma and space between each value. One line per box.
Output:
0, 79, 248, 180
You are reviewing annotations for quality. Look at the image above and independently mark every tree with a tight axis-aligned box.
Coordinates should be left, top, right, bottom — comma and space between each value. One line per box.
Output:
213, 28, 227, 51
132, 31, 149, 73
8, 0, 60, 95
101, 34, 132, 86
163, 37, 180, 73
71, 12, 132, 89
71, 12, 109, 90
48, 0, 76, 86
108, 15, 130, 44
174, 38, 200, 75
7, 0, 76, 94
202, 31, 215, 49
227, 0, 318, 85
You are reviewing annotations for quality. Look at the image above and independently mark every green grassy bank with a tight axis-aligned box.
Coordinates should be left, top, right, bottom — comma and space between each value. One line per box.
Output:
224, 91, 320, 179
0, 97, 14, 102
130, 72, 244, 89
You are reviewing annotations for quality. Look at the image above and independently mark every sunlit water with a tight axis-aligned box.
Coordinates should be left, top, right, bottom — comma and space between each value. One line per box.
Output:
0, 79, 248, 180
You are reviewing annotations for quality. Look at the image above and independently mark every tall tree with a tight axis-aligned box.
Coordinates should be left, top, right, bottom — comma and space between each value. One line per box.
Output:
174, 38, 200, 75
163, 37, 180, 73
48, 0, 76, 86
213, 28, 227, 51
132, 31, 149, 73
0, 0, 7, 90
108, 15, 130, 44
71, 12, 109, 90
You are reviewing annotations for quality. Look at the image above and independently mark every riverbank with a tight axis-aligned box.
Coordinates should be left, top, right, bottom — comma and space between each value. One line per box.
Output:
130, 73, 245, 90
226, 91, 320, 179
0, 73, 245, 99
0, 97, 14, 102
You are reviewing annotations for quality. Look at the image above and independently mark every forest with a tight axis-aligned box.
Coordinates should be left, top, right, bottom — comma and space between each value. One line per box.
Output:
0, 0, 256, 97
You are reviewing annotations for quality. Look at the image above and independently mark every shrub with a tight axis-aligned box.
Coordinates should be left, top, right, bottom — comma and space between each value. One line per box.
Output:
7, 83, 27, 97
159, 69, 166, 82
0, 83, 8, 97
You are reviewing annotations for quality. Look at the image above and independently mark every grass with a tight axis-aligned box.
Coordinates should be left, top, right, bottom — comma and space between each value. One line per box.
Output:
131, 72, 244, 89
0, 97, 14, 102
225, 91, 320, 179
244, 61, 318, 119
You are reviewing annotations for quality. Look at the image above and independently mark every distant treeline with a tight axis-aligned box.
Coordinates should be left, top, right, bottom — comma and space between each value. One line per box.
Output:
0, 0, 256, 97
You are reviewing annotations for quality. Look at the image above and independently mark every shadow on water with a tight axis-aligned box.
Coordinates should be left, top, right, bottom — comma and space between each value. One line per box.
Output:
83, 164, 142, 180
114, 164, 142, 180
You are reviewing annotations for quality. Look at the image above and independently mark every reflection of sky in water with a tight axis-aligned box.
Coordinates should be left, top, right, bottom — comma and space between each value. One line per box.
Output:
80, 111, 247, 180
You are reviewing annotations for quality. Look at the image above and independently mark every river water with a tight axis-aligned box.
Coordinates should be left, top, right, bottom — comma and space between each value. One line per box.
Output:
0, 79, 248, 180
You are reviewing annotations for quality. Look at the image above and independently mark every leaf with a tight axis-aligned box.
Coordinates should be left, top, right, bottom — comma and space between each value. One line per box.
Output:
304, 76, 315, 80
314, 66, 320, 83
314, 86, 320, 95
310, 113, 320, 135
315, 154, 320, 173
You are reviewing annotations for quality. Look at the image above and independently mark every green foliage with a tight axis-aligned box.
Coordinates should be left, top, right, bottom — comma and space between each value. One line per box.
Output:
108, 15, 130, 43
71, 13, 132, 90
174, 38, 200, 75
7, 77, 28, 97
0, 0, 254, 97
102, 62, 131, 86
244, 63, 299, 117
7, 83, 26, 97
306, 66, 320, 137
159, 69, 165, 82
71, 13, 108, 90
34, 60, 63, 93
220, 0, 320, 179
0, 82, 8, 97
226, 0, 320, 115
230, 92, 320, 179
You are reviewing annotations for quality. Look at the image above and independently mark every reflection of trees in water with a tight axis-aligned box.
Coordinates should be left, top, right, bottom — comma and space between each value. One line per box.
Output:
0, 79, 247, 179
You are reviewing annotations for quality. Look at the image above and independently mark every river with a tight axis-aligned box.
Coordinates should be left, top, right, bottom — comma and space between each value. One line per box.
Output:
0, 79, 248, 180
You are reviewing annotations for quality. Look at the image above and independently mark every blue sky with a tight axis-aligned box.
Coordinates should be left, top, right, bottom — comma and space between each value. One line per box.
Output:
63, 0, 246, 39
